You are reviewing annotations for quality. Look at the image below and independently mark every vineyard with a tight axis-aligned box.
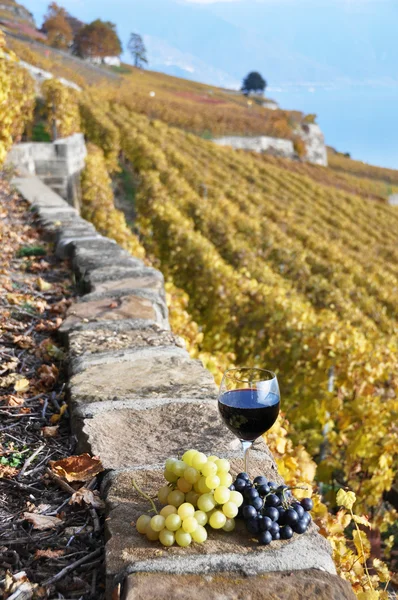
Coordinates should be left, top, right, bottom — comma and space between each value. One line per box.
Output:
1, 32, 398, 597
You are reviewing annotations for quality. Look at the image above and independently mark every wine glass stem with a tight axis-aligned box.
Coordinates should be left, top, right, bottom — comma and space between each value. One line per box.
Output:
241, 440, 253, 476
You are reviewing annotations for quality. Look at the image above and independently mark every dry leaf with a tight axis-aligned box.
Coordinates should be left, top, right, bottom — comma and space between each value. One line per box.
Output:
0, 373, 19, 387
0, 465, 19, 479
37, 277, 52, 292
2, 359, 18, 372
35, 548, 64, 559
50, 454, 104, 482
50, 403, 67, 424
70, 488, 105, 510
14, 378, 30, 393
38, 364, 59, 388
109, 301, 118, 309
41, 425, 59, 438
13, 334, 35, 349
23, 512, 62, 530
6, 395, 25, 407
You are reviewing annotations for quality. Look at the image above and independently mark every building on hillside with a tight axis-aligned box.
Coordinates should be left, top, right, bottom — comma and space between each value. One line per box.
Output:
262, 100, 279, 110
89, 55, 121, 67
388, 194, 398, 206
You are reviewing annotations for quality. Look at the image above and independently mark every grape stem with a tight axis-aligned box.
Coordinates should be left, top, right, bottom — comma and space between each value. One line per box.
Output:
132, 479, 158, 514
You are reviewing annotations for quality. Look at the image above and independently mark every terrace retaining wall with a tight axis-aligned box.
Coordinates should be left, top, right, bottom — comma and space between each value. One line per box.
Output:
12, 173, 355, 600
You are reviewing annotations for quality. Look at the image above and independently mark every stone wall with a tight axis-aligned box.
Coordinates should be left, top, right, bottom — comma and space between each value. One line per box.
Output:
12, 174, 355, 600
6, 133, 86, 209
299, 123, 328, 166
213, 135, 295, 159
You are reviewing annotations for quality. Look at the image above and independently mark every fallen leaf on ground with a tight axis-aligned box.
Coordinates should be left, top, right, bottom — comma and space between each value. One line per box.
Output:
37, 277, 52, 292
41, 425, 59, 438
0, 373, 19, 387
14, 378, 30, 393
38, 364, 59, 388
35, 548, 65, 559
23, 512, 62, 530
109, 301, 118, 309
2, 359, 19, 372
6, 395, 25, 406
70, 488, 105, 509
12, 334, 35, 349
0, 465, 19, 479
50, 454, 104, 482
50, 403, 67, 424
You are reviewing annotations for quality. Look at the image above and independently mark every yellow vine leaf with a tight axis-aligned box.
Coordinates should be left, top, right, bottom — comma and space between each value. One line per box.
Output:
14, 378, 30, 393
336, 489, 356, 510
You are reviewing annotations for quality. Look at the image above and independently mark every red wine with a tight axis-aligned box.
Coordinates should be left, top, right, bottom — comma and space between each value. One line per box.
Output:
218, 388, 280, 441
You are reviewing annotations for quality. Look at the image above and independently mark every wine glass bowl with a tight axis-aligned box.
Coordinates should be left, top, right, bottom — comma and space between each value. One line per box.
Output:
218, 368, 280, 475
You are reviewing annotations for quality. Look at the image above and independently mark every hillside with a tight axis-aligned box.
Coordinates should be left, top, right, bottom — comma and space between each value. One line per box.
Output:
1, 27, 398, 593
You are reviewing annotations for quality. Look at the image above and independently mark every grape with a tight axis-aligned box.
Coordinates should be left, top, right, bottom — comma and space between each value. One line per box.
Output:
302, 512, 312, 526
244, 488, 259, 501
182, 516, 198, 533
145, 524, 160, 541
284, 509, 299, 526
294, 519, 308, 534
197, 493, 216, 512
222, 502, 238, 518
258, 484, 270, 496
291, 502, 305, 519
198, 477, 212, 494
214, 486, 230, 505
264, 507, 279, 522
165, 458, 178, 471
207, 455, 219, 463
172, 460, 187, 477
160, 505, 177, 518
229, 484, 235, 491
205, 475, 221, 490
164, 469, 179, 483
234, 478, 247, 492
175, 528, 192, 547
159, 528, 175, 547
268, 481, 277, 489
269, 522, 280, 538
259, 516, 272, 532
167, 490, 185, 507
184, 467, 200, 484
136, 514, 151, 534
201, 461, 218, 477
246, 518, 259, 534
192, 452, 207, 470
253, 476, 268, 486
178, 503, 195, 520
165, 514, 182, 531
177, 477, 192, 493
218, 472, 233, 487
194, 510, 208, 526
273, 532, 281, 540
237, 472, 250, 481
229, 491, 243, 507
281, 525, 293, 540
251, 497, 263, 511
242, 505, 257, 520
191, 524, 207, 543
158, 485, 171, 505
182, 449, 198, 466
259, 531, 272, 545
150, 515, 166, 532
193, 481, 201, 494
185, 491, 200, 506
265, 494, 280, 507
278, 507, 286, 524
300, 498, 314, 511
222, 518, 236, 532
209, 510, 227, 529
215, 459, 230, 473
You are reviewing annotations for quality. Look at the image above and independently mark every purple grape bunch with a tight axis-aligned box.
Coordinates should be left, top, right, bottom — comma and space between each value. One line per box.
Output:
230, 473, 313, 545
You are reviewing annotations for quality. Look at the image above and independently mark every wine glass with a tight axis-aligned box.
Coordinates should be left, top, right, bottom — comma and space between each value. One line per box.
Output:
218, 368, 280, 476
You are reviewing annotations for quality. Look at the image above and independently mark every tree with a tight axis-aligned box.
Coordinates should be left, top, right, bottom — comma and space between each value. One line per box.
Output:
241, 72, 267, 96
42, 2, 73, 49
74, 20, 122, 59
128, 33, 148, 68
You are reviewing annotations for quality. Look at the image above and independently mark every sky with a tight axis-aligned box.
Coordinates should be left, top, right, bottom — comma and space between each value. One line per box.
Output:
27, 0, 398, 169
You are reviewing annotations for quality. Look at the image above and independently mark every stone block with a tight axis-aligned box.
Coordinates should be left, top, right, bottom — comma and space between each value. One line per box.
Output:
74, 402, 272, 470
12, 175, 70, 209
120, 570, 355, 600
89, 275, 164, 295
81, 266, 163, 294
68, 346, 216, 404
60, 293, 167, 334
103, 457, 334, 581
72, 246, 143, 279
56, 235, 102, 259
68, 326, 184, 358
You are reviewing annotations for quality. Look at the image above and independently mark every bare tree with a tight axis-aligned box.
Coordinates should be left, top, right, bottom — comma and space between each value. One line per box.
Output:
128, 33, 148, 68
